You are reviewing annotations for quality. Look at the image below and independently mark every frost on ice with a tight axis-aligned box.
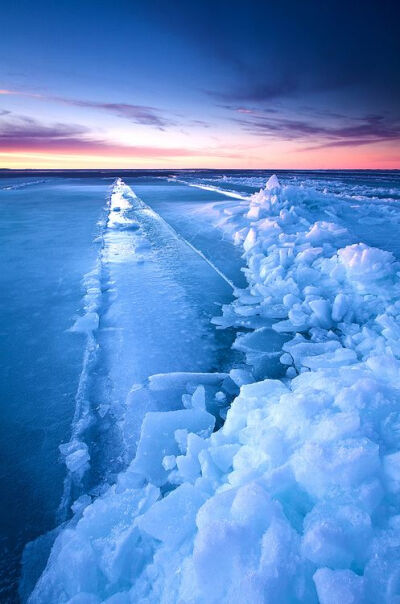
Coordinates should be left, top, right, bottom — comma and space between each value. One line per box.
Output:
29, 176, 400, 603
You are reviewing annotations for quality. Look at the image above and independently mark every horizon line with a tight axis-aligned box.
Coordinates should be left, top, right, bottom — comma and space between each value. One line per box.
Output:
1, 167, 399, 172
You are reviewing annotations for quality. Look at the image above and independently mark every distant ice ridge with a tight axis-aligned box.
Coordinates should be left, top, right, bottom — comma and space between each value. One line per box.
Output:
106, 178, 138, 228
0, 179, 47, 190
172, 176, 250, 201
30, 176, 400, 603
57, 178, 142, 514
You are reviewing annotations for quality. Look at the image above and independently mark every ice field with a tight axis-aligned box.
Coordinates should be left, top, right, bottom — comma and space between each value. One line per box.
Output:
1, 170, 400, 602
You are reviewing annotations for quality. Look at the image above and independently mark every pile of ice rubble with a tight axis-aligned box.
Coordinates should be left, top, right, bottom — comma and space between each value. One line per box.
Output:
30, 176, 400, 603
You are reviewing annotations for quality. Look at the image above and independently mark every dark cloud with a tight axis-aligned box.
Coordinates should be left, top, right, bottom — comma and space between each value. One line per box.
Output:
233, 111, 400, 149
0, 114, 88, 140
219, 105, 278, 115
0, 112, 238, 158
52, 97, 173, 129
0, 90, 173, 129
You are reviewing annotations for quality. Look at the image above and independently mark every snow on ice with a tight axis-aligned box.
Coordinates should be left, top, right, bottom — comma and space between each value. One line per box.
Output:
29, 176, 400, 603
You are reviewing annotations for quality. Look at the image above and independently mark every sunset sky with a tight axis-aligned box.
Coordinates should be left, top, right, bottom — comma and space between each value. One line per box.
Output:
1, 0, 399, 169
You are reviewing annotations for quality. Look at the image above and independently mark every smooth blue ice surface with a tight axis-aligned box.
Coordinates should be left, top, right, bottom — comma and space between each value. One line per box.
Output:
0, 178, 104, 599
128, 177, 248, 289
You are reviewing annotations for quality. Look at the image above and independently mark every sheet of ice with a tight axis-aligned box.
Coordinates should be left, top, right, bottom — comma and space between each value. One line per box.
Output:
29, 174, 400, 604
130, 177, 248, 291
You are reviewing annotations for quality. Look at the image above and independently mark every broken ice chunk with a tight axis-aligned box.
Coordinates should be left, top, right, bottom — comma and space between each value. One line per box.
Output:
137, 483, 207, 548
131, 409, 215, 486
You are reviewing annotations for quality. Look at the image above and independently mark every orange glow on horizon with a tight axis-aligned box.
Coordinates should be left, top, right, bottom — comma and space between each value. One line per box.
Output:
0, 142, 399, 171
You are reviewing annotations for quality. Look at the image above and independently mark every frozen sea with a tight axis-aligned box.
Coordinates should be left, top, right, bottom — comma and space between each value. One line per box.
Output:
0, 170, 399, 603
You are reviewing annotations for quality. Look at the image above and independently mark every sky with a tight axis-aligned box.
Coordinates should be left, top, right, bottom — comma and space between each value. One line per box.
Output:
0, 0, 399, 169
